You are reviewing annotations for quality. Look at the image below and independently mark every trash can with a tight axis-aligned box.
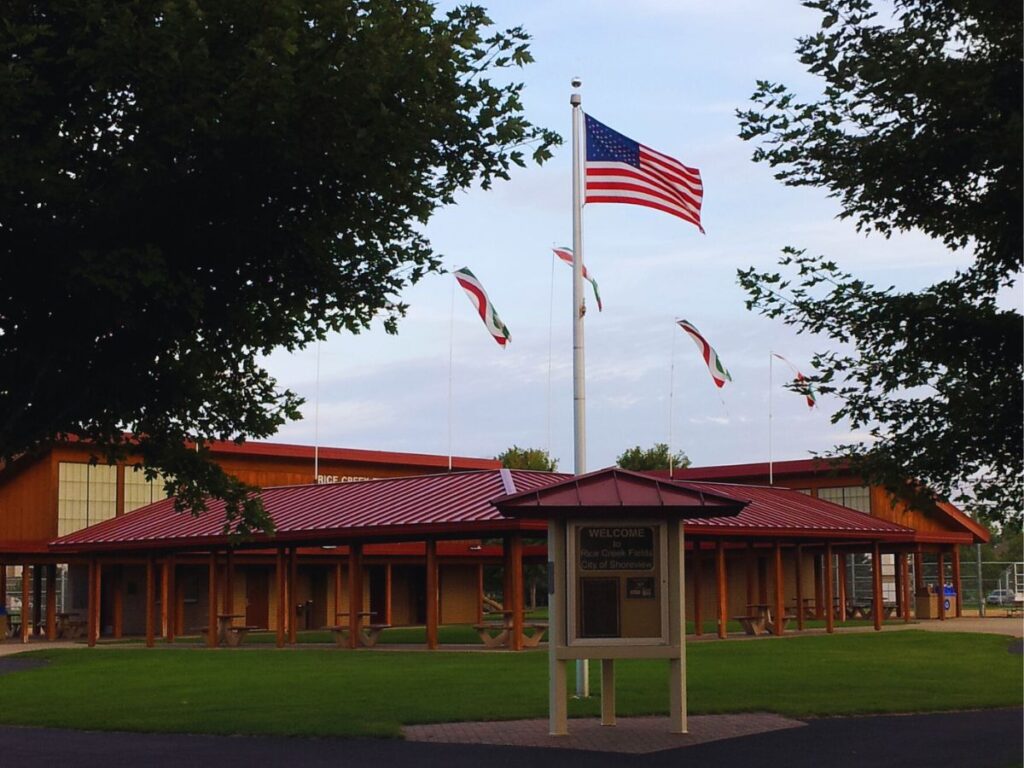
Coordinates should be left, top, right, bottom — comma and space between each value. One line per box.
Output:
0, 608, 7, 638
915, 585, 939, 619
942, 584, 957, 614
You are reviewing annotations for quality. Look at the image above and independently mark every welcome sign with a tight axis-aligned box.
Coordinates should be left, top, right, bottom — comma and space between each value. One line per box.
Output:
578, 526, 655, 571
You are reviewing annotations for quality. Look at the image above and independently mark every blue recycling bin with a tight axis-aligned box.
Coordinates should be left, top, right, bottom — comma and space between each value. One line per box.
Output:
942, 584, 956, 613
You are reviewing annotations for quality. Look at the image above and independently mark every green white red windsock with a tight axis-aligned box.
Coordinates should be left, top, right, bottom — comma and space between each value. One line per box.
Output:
772, 353, 816, 408
552, 246, 603, 311
676, 319, 732, 388
454, 267, 511, 347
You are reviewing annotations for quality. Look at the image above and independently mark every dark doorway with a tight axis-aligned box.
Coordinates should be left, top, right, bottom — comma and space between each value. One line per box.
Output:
245, 569, 269, 628
309, 567, 328, 629
368, 566, 387, 623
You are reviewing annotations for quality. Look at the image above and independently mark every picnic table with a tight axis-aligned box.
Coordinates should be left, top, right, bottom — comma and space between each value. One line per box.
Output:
734, 604, 795, 636
473, 611, 548, 649
328, 611, 390, 648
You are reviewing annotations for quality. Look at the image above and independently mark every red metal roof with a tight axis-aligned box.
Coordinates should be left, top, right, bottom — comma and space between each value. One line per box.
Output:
204, 439, 500, 470
680, 482, 914, 540
658, 458, 848, 482
50, 469, 566, 552
494, 468, 747, 518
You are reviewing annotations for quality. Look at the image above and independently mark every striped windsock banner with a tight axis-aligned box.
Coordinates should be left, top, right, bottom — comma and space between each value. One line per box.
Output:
454, 267, 511, 347
772, 353, 817, 408
677, 320, 731, 388
552, 246, 603, 311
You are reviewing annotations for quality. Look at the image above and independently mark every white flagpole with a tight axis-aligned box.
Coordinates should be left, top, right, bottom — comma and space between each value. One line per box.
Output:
313, 339, 321, 483
570, 79, 589, 700
546, 247, 556, 455
768, 351, 774, 485
668, 323, 677, 480
447, 275, 456, 472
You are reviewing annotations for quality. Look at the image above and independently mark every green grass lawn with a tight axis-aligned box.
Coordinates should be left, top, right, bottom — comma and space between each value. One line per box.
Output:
1, 631, 1018, 738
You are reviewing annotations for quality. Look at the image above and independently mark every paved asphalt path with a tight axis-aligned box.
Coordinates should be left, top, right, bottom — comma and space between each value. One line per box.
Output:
0, 708, 1020, 768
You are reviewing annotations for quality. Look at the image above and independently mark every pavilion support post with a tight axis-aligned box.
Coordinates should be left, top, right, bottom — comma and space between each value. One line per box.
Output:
288, 546, 299, 644
745, 541, 756, 608
715, 540, 728, 639
425, 539, 439, 650
333, 561, 343, 621
476, 564, 485, 625
508, 533, 524, 651
794, 544, 804, 631
113, 566, 124, 639
913, 549, 924, 593
813, 554, 824, 619
207, 552, 219, 648
165, 556, 176, 643
145, 555, 156, 648
692, 540, 703, 637
348, 543, 364, 650
837, 553, 848, 623
21, 563, 31, 643
937, 550, 946, 621
32, 565, 42, 636
872, 543, 883, 631
952, 547, 962, 618
894, 550, 904, 617
0, 563, 6, 610
773, 542, 785, 637
900, 553, 912, 623
46, 564, 57, 640
547, 519, 568, 736
87, 559, 100, 647
275, 548, 285, 648
224, 549, 235, 617
601, 658, 616, 726
384, 563, 393, 626
824, 545, 835, 634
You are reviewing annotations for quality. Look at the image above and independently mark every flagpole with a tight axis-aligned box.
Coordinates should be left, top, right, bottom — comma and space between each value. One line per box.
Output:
668, 323, 677, 480
313, 339, 321, 483
570, 78, 589, 701
768, 350, 774, 485
546, 246, 556, 455
447, 275, 456, 472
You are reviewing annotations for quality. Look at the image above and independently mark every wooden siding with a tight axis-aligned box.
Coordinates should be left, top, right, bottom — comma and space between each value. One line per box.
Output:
0, 451, 57, 542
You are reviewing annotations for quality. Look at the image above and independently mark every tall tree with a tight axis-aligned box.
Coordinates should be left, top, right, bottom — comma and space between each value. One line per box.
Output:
616, 443, 690, 472
497, 446, 558, 472
736, 0, 1022, 527
0, 1, 559, 535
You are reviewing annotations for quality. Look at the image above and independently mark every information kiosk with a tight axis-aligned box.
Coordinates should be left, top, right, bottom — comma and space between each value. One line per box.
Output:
493, 468, 746, 736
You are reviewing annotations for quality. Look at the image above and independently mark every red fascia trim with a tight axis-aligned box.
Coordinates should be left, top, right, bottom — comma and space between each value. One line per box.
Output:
681, 525, 912, 542
205, 440, 499, 470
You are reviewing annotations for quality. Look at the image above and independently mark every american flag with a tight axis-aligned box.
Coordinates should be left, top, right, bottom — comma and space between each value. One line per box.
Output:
584, 114, 704, 233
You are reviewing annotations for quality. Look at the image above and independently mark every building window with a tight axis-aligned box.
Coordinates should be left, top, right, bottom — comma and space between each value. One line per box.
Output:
123, 467, 168, 514
57, 463, 117, 536
818, 485, 871, 514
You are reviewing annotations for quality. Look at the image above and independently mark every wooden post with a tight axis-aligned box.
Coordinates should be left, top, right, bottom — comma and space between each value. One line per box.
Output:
692, 540, 703, 637
937, 550, 946, 621
224, 549, 235, 617
425, 539, 439, 649
288, 546, 298, 644
794, 544, 804, 631
333, 561, 343, 621
476, 564, 485, 625
207, 552, 218, 647
348, 543, 363, 650
824, 545, 834, 634
894, 550, 903, 617
21, 563, 31, 643
145, 555, 155, 647
32, 564, 42, 635
113, 566, 124, 639
86, 560, 96, 647
0, 562, 6, 610
872, 543, 883, 631
46, 564, 57, 641
913, 549, 924, 592
745, 541, 756, 607
837, 553, 848, 623
165, 556, 176, 642
715, 540, 728, 639
952, 547, 962, 618
384, 563, 393, 626
773, 542, 784, 637
509, 533, 524, 651
601, 658, 616, 726
813, 552, 823, 619
900, 553, 911, 623
275, 548, 285, 648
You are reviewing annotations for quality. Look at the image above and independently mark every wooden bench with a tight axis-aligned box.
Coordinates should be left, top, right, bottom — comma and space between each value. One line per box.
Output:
733, 615, 768, 636
327, 623, 391, 648
473, 621, 548, 648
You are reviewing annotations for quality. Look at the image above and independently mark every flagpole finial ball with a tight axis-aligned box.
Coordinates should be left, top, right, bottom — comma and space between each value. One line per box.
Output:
571, 77, 582, 89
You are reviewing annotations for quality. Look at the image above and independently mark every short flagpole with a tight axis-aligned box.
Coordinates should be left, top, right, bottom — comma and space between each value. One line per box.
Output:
768, 351, 774, 485
313, 339, 321, 483
668, 322, 678, 480
570, 78, 590, 703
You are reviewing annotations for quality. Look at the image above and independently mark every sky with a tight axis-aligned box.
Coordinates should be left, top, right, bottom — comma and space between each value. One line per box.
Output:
258, 0, 1003, 474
